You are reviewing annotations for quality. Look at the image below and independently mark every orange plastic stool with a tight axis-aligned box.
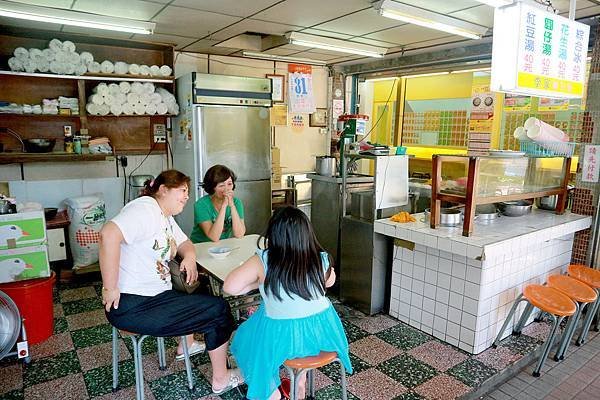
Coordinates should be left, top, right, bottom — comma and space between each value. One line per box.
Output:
493, 284, 576, 377
567, 264, 600, 345
283, 351, 347, 400
547, 275, 597, 360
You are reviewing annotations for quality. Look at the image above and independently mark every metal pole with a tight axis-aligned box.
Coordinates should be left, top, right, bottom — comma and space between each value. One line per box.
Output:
568, 0, 576, 20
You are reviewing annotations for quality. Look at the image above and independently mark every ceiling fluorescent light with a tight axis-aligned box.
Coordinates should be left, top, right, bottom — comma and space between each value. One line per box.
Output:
286, 32, 387, 58
450, 67, 491, 73
242, 51, 327, 66
0, 1, 155, 34
473, 0, 513, 7
403, 71, 449, 79
365, 77, 398, 82
374, 0, 487, 40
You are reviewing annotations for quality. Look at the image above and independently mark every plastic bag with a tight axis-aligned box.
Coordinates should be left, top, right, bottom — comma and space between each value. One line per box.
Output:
64, 194, 106, 268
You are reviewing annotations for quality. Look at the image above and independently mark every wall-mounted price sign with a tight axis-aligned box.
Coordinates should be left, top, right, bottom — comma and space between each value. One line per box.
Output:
288, 64, 316, 113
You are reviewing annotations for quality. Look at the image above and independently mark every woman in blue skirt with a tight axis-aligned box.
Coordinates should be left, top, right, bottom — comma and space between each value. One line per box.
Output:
224, 206, 352, 400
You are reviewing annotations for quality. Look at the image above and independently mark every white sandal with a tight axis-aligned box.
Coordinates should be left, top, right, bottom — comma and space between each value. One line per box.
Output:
212, 368, 245, 395
175, 340, 206, 361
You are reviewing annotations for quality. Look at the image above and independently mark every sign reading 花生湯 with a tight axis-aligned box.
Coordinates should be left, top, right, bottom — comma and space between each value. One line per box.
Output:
491, 2, 589, 99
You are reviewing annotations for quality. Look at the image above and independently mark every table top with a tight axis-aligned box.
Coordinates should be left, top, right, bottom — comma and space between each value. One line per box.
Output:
194, 234, 261, 283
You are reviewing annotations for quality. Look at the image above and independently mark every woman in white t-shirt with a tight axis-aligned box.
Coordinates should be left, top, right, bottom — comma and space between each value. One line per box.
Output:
99, 169, 243, 395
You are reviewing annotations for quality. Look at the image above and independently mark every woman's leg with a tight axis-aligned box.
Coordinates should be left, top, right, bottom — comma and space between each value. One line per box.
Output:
208, 341, 230, 389
177, 334, 196, 355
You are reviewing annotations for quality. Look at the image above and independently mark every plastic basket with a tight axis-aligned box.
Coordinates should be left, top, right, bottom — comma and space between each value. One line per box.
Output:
519, 140, 576, 157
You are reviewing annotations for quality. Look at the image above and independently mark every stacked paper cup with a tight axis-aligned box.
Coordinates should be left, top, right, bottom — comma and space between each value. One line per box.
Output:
86, 82, 179, 116
512, 117, 571, 155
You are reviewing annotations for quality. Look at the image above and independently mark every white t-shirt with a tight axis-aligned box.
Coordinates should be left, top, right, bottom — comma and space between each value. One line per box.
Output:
111, 196, 188, 296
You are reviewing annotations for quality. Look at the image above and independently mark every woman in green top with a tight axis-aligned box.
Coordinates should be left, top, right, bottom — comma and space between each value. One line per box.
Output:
190, 165, 246, 243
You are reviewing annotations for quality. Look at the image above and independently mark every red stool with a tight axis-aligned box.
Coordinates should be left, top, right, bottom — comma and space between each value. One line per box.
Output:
567, 264, 600, 345
493, 284, 576, 377
283, 351, 347, 400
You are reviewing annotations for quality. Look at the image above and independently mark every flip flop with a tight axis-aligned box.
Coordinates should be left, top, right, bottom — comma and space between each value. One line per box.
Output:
212, 368, 245, 395
175, 340, 206, 361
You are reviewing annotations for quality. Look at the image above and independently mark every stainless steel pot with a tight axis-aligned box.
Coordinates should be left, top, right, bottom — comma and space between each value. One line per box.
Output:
475, 204, 500, 223
315, 156, 337, 177
535, 195, 559, 211
423, 208, 462, 227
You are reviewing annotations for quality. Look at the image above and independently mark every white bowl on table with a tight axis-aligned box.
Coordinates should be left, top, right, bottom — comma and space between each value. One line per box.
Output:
208, 246, 232, 259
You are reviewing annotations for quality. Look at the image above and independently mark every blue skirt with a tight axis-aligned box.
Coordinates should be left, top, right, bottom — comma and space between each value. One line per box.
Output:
231, 303, 353, 400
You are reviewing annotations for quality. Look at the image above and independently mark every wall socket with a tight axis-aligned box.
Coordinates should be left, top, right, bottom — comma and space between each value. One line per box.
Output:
153, 124, 166, 143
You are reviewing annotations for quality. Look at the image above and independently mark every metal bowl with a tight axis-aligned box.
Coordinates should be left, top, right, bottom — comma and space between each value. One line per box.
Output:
24, 138, 56, 153
475, 204, 500, 222
497, 200, 532, 217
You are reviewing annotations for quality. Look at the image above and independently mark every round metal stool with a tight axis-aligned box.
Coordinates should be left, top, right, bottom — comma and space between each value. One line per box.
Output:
567, 264, 600, 345
284, 351, 347, 400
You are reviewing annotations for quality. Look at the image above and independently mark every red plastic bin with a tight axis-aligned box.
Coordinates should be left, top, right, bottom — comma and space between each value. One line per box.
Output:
0, 272, 55, 345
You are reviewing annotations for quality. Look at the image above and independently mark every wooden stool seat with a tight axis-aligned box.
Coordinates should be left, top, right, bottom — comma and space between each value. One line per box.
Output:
568, 264, 600, 289
548, 275, 597, 304
523, 285, 577, 317
284, 351, 338, 369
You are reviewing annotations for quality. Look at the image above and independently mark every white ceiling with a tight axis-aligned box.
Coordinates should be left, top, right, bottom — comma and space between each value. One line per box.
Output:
0, 0, 599, 66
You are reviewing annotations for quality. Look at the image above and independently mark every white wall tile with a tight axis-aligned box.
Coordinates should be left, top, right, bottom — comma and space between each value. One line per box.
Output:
439, 250, 453, 260
410, 306, 422, 324
433, 316, 447, 333
451, 262, 467, 279
400, 277, 412, 290
446, 336, 459, 347
426, 254, 439, 271
390, 284, 400, 300
438, 237, 452, 253
414, 251, 427, 267
411, 293, 423, 308
449, 292, 464, 309
446, 321, 460, 339
448, 306, 462, 323
413, 266, 426, 282
450, 277, 465, 294
464, 282, 480, 300
462, 312, 477, 331
433, 330, 446, 341
423, 283, 436, 300
423, 297, 435, 313
425, 269, 438, 286
439, 258, 452, 275
466, 265, 482, 283
436, 287, 450, 304
463, 297, 479, 315
400, 288, 412, 304
438, 273, 451, 290
389, 299, 399, 318
422, 311, 434, 328
460, 327, 476, 346
412, 280, 424, 295
452, 241, 468, 257
435, 303, 449, 318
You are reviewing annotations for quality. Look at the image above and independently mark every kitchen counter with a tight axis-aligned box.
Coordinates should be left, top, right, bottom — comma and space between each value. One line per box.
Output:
307, 173, 373, 184
374, 210, 591, 354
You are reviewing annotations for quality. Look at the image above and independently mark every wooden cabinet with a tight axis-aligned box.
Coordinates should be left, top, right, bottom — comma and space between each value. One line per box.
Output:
0, 28, 175, 161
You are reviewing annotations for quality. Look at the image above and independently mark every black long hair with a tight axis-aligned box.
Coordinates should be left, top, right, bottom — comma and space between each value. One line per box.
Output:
261, 206, 330, 301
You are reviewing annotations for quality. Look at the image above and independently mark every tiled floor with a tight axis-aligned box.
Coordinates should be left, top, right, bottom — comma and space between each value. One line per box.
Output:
482, 324, 600, 400
0, 278, 593, 400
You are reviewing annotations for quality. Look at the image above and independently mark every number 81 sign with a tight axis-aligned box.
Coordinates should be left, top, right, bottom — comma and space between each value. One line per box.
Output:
288, 64, 316, 114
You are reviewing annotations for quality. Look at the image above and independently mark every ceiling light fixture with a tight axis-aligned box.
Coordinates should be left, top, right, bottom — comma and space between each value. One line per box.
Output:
374, 0, 488, 40
242, 51, 327, 66
286, 32, 387, 58
473, 0, 513, 7
365, 77, 398, 82
0, 0, 155, 34
402, 71, 450, 79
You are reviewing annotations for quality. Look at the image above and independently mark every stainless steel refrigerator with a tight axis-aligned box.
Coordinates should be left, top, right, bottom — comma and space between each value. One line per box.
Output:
172, 73, 272, 237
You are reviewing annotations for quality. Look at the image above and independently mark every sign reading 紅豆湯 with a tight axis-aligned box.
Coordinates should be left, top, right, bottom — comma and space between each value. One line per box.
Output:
491, 2, 590, 99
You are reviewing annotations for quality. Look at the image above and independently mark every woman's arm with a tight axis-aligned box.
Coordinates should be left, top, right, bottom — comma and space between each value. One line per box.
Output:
325, 267, 336, 288
200, 202, 227, 242
99, 222, 123, 311
223, 255, 262, 295
229, 196, 245, 238
177, 240, 198, 284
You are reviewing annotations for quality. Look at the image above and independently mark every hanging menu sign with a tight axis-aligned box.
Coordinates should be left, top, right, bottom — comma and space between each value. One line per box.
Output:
491, 2, 590, 99
288, 64, 316, 114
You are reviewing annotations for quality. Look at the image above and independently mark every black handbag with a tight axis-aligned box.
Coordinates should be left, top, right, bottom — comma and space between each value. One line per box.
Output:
169, 258, 200, 294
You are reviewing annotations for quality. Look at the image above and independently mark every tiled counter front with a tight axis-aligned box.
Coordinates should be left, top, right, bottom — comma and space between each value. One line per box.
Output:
374, 211, 592, 354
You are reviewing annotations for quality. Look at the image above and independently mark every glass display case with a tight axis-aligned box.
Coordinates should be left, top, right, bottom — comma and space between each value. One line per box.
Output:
431, 154, 571, 236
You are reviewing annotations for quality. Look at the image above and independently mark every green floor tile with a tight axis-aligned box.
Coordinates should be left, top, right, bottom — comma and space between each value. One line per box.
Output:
393, 391, 425, 400
319, 353, 369, 383
447, 358, 498, 387
377, 354, 437, 389
376, 324, 432, 351
316, 384, 359, 400
62, 297, 104, 316
342, 320, 371, 343
83, 359, 135, 397
0, 389, 24, 400
71, 324, 113, 349
23, 350, 81, 387
149, 369, 212, 400
54, 316, 68, 334
499, 335, 540, 355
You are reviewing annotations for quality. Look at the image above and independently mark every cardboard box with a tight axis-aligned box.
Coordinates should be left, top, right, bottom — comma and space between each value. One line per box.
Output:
271, 147, 281, 166
0, 245, 50, 283
272, 166, 282, 184
0, 211, 46, 250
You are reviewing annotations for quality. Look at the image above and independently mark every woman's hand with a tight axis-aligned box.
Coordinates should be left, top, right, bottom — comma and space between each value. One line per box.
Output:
180, 256, 198, 284
225, 190, 234, 207
102, 287, 121, 312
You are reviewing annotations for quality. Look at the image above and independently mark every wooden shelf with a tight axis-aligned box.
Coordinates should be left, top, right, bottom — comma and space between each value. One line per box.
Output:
0, 113, 81, 119
87, 114, 175, 118
0, 70, 174, 83
0, 152, 114, 164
